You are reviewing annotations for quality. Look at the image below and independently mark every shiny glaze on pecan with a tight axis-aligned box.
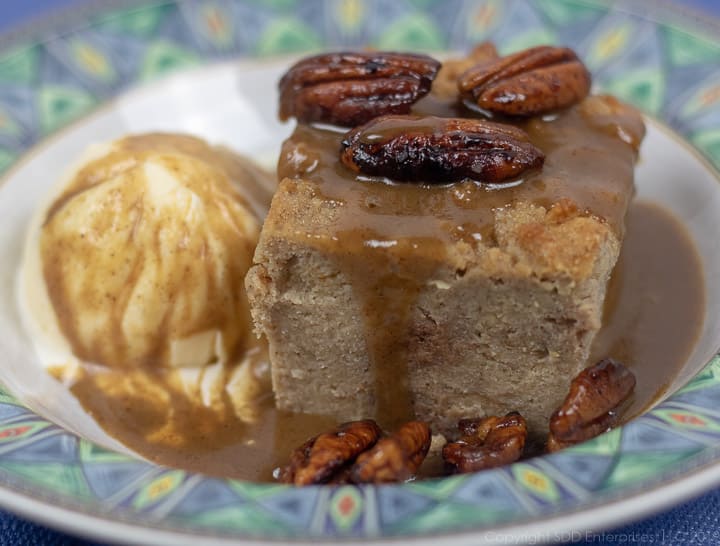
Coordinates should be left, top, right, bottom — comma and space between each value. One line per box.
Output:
547, 358, 636, 452
458, 45, 591, 116
442, 412, 527, 473
278, 51, 441, 126
279, 419, 382, 485
340, 114, 544, 184
351, 421, 431, 484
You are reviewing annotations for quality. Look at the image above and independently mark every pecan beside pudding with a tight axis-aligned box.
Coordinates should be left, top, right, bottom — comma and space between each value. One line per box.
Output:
278, 420, 431, 485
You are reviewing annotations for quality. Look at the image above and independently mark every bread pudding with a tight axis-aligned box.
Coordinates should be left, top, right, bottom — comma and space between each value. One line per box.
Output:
246, 46, 646, 437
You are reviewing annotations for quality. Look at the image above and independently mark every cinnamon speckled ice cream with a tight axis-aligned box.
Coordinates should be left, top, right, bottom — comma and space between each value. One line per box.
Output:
19, 133, 275, 431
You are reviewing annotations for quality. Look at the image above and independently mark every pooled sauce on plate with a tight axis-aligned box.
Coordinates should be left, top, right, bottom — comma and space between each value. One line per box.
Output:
592, 201, 705, 419
67, 348, 336, 481
65, 199, 704, 481
38, 111, 703, 482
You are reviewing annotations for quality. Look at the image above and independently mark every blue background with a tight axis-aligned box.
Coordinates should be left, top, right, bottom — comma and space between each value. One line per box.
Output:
0, 1, 719, 545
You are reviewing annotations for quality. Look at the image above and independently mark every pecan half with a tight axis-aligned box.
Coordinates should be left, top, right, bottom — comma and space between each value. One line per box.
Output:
547, 358, 636, 452
340, 114, 544, 184
442, 412, 527, 473
458, 45, 591, 116
279, 419, 382, 485
351, 421, 431, 483
278, 52, 441, 126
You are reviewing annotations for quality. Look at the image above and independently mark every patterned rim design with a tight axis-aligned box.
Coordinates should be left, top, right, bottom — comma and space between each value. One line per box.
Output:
1, 0, 720, 541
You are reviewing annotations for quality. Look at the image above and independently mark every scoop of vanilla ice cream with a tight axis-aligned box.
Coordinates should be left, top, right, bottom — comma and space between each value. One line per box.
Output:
23, 133, 271, 371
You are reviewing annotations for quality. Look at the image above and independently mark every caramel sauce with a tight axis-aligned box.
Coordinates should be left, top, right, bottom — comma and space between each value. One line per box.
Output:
37, 110, 702, 482
280, 95, 642, 247
63, 199, 704, 481
68, 349, 336, 481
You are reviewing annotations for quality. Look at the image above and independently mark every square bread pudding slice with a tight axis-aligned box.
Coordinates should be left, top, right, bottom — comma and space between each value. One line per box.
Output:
246, 45, 645, 437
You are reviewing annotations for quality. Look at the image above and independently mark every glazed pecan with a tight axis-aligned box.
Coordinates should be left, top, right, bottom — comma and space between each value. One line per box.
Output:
442, 412, 527, 473
547, 358, 636, 452
351, 421, 431, 483
278, 51, 441, 126
458, 45, 591, 116
340, 114, 544, 184
279, 419, 382, 485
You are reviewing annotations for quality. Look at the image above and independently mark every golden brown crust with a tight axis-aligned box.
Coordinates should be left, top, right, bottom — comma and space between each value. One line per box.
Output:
494, 200, 618, 281
261, 178, 618, 285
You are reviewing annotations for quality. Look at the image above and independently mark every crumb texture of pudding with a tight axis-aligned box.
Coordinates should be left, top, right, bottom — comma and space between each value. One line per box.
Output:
246, 47, 647, 438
